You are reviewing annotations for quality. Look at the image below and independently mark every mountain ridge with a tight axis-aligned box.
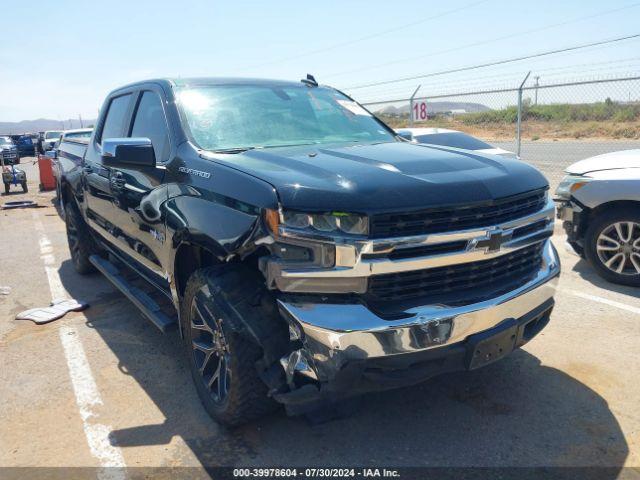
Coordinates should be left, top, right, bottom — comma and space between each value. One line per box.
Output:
0, 118, 97, 134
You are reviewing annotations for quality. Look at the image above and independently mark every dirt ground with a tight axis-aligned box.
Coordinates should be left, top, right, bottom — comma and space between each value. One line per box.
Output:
386, 118, 640, 142
1, 160, 639, 477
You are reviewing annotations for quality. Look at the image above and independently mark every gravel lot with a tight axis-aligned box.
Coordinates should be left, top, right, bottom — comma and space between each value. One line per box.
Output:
1, 158, 639, 475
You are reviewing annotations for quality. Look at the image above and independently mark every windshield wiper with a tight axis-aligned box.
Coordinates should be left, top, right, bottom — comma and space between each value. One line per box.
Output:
211, 146, 256, 154
261, 142, 320, 149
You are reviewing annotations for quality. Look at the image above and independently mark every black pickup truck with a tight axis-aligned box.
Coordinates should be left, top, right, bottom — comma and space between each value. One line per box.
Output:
57, 77, 560, 425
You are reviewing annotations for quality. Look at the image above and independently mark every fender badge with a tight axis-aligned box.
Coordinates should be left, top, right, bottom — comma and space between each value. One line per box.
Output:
178, 166, 211, 179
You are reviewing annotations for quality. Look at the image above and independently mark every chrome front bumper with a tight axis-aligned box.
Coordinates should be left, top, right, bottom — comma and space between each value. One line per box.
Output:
278, 239, 560, 383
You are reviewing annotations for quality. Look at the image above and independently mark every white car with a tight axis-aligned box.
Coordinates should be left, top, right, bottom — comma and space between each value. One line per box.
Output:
396, 128, 518, 159
555, 149, 640, 286
42, 130, 65, 151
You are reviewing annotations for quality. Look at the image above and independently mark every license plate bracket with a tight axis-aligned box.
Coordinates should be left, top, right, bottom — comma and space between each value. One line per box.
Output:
466, 319, 518, 370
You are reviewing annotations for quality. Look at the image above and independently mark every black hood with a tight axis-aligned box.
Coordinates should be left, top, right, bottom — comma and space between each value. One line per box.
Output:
212, 142, 548, 213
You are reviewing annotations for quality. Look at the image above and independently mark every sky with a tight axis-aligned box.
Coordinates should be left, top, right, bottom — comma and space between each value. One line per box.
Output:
1, 0, 640, 122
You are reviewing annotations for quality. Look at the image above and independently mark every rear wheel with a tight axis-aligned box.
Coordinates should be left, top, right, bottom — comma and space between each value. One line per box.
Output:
3, 183, 9, 194
64, 201, 97, 274
182, 268, 277, 426
585, 208, 640, 286
21, 181, 27, 193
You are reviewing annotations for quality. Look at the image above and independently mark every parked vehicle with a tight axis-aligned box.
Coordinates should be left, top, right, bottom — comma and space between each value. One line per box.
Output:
1, 137, 27, 193
556, 149, 640, 286
396, 127, 519, 159
53, 129, 93, 201
57, 77, 559, 426
42, 130, 64, 152
9, 135, 35, 160
51, 128, 93, 157
0, 137, 19, 165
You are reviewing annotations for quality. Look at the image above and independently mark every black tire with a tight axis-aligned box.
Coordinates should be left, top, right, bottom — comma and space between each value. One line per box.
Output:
584, 208, 640, 287
21, 181, 28, 193
182, 267, 277, 426
3, 183, 9, 194
64, 201, 97, 274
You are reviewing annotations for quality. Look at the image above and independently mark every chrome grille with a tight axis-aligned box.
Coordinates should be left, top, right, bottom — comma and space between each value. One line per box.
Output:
370, 189, 547, 238
367, 242, 544, 305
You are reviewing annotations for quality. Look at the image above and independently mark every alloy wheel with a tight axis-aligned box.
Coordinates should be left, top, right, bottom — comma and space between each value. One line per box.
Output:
190, 291, 232, 405
596, 221, 640, 276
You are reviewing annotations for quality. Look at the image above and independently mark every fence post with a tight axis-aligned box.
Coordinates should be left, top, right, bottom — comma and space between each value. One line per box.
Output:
516, 71, 531, 158
409, 85, 421, 127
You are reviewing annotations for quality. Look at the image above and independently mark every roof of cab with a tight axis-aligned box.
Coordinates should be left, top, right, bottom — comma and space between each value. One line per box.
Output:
110, 77, 315, 94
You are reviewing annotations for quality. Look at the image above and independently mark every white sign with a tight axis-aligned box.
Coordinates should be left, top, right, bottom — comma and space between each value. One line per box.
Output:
412, 100, 429, 122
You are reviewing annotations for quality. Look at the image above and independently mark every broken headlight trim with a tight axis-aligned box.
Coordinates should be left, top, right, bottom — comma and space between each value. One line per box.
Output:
279, 210, 369, 236
555, 175, 592, 199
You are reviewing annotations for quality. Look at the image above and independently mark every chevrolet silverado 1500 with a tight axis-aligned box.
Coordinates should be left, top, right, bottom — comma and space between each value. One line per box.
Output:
57, 77, 560, 425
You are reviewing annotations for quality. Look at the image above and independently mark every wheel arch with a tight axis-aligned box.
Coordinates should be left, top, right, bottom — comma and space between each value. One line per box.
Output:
582, 199, 640, 235
173, 240, 224, 301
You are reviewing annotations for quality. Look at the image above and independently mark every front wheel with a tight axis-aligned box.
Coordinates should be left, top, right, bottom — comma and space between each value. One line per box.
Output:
3, 183, 9, 194
182, 268, 277, 426
21, 181, 28, 193
585, 208, 640, 286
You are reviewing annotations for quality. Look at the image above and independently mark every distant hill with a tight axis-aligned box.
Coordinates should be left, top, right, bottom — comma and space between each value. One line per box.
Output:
376, 101, 490, 115
0, 118, 96, 134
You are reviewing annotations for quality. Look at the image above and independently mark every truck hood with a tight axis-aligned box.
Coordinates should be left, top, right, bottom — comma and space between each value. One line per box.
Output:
211, 142, 548, 213
566, 149, 640, 175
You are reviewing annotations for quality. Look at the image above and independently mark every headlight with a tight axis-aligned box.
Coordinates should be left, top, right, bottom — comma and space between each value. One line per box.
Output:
279, 210, 369, 236
555, 175, 592, 199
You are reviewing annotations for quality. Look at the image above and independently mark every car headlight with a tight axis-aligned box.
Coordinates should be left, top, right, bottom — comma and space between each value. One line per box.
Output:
555, 175, 592, 199
280, 210, 369, 236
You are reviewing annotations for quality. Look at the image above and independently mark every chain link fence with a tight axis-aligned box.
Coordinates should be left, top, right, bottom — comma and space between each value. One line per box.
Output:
360, 75, 640, 192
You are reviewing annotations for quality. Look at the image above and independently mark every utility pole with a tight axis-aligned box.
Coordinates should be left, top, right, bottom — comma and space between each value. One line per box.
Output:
79, 114, 84, 128
533, 76, 540, 106
517, 71, 531, 159
409, 84, 422, 127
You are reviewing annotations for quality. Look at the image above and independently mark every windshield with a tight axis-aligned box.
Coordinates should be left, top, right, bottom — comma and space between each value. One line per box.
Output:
0, 137, 13, 146
414, 132, 493, 150
45, 131, 63, 139
176, 85, 395, 151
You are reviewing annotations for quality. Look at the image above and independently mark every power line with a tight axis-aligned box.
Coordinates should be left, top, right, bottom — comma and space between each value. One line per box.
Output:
345, 33, 640, 90
236, 0, 491, 71
327, 1, 640, 80
356, 57, 640, 101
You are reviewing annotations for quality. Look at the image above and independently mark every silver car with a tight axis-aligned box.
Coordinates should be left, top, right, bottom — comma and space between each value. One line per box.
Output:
555, 149, 640, 286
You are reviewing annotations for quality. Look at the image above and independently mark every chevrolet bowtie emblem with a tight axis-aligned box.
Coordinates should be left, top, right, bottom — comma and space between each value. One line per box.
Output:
475, 229, 513, 253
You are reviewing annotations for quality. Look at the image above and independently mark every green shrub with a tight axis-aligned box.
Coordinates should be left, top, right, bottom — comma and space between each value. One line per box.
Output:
458, 99, 640, 124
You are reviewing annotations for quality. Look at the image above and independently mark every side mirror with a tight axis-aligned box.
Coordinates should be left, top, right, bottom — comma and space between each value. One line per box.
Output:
396, 131, 413, 142
102, 138, 155, 168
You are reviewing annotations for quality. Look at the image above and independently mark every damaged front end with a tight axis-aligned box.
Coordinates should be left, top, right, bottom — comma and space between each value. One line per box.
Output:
254, 202, 560, 415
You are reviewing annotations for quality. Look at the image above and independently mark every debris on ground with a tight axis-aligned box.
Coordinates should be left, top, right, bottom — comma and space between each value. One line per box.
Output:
1, 200, 38, 210
0, 286, 11, 295
16, 299, 89, 324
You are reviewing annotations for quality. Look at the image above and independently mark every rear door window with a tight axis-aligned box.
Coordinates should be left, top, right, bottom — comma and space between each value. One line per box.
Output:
99, 94, 132, 143
130, 91, 170, 162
